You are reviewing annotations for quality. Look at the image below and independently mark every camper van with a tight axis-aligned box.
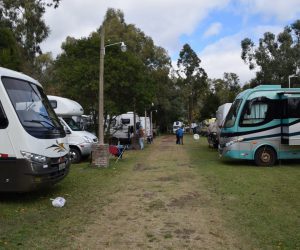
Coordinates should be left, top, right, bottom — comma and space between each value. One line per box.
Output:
173, 121, 184, 134
0, 67, 70, 192
140, 116, 152, 143
110, 112, 140, 144
219, 85, 300, 166
48, 96, 98, 163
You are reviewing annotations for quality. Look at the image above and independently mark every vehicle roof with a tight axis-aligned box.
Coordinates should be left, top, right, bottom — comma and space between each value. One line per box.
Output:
235, 84, 300, 99
0, 67, 41, 87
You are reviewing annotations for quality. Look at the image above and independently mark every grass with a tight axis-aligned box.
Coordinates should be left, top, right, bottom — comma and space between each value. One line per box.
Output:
187, 135, 300, 250
0, 135, 299, 249
0, 152, 138, 249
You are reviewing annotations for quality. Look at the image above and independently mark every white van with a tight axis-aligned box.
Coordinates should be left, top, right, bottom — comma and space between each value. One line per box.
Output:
48, 96, 98, 163
0, 67, 70, 192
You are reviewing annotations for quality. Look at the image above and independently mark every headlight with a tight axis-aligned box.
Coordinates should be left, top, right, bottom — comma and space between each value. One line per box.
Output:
21, 151, 47, 163
83, 136, 93, 143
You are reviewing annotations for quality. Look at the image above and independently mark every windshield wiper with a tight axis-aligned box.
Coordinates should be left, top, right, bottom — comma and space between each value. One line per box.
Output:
24, 119, 56, 129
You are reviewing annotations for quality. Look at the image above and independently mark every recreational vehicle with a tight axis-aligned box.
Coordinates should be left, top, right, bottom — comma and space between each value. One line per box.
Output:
48, 96, 98, 163
110, 112, 140, 144
219, 85, 300, 166
0, 67, 70, 192
140, 116, 152, 142
173, 121, 184, 134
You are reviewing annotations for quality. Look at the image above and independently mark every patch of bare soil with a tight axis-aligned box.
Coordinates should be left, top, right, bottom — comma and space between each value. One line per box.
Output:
71, 135, 242, 250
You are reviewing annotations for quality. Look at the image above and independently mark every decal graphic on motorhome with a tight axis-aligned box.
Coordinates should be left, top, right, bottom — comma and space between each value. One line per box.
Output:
46, 140, 67, 152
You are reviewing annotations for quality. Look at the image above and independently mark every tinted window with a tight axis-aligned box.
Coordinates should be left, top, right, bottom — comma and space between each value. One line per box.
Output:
0, 101, 8, 129
224, 99, 242, 128
2, 77, 65, 139
285, 98, 300, 118
121, 118, 130, 125
240, 97, 281, 127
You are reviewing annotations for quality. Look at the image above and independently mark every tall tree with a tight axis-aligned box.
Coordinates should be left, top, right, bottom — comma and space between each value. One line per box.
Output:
0, 0, 61, 64
0, 26, 22, 70
177, 44, 207, 125
241, 19, 300, 87
53, 9, 172, 134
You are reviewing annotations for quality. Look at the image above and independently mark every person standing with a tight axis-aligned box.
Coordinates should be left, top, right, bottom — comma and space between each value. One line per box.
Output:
137, 125, 144, 150
176, 127, 184, 145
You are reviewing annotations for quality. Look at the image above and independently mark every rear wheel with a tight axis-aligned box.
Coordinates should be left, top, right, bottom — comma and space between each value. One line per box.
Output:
254, 146, 276, 166
70, 147, 81, 164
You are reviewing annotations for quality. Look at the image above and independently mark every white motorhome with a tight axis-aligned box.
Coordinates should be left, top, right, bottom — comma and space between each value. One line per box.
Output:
110, 112, 140, 144
48, 96, 98, 163
0, 67, 70, 192
140, 116, 152, 142
173, 121, 184, 134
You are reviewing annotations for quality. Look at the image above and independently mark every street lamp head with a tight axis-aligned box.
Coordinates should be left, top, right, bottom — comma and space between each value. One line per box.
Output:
120, 42, 127, 52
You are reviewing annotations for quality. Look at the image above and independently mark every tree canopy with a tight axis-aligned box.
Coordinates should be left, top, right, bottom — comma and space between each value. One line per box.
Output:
241, 19, 300, 87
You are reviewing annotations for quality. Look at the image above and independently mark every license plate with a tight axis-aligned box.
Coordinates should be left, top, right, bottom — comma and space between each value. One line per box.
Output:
59, 162, 66, 171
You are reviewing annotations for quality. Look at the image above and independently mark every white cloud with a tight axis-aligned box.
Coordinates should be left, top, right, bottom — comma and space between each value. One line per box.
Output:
41, 0, 230, 56
239, 0, 300, 21
199, 33, 256, 85
203, 22, 222, 38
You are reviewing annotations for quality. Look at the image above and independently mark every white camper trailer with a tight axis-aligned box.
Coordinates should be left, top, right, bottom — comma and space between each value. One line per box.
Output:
0, 67, 70, 192
48, 96, 98, 163
140, 116, 152, 142
110, 112, 140, 144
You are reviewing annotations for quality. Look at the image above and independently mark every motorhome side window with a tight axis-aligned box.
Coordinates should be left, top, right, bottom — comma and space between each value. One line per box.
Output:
0, 101, 8, 128
285, 98, 300, 118
121, 118, 130, 125
239, 97, 279, 126
2, 77, 64, 139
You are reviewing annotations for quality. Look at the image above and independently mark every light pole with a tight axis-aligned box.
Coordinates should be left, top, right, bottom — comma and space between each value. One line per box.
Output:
91, 24, 126, 167
98, 26, 126, 144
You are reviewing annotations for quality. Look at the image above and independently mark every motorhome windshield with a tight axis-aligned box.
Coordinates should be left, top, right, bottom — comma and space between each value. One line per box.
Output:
63, 117, 82, 131
224, 99, 242, 128
2, 77, 65, 139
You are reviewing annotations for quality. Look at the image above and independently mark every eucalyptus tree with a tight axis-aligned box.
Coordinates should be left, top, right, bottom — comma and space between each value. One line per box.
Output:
177, 43, 208, 124
241, 19, 300, 87
0, 0, 61, 66
0, 26, 22, 70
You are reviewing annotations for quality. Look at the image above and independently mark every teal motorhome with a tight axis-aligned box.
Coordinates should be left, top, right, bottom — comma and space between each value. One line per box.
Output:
219, 85, 300, 166
0, 67, 70, 192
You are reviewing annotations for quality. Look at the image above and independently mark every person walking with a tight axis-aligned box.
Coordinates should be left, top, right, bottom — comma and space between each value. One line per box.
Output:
176, 127, 184, 145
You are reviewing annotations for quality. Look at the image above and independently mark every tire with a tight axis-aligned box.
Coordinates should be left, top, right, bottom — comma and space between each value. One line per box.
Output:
70, 147, 81, 164
254, 146, 277, 166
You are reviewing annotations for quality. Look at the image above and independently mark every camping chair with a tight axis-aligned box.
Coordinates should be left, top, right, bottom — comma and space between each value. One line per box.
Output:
109, 145, 125, 162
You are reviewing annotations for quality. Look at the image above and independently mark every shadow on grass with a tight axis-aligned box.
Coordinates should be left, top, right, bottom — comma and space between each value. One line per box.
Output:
0, 184, 64, 203
220, 158, 300, 168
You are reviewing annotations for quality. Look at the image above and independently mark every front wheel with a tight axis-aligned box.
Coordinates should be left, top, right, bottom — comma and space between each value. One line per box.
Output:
254, 146, 277, 166
70, 147, 81, 164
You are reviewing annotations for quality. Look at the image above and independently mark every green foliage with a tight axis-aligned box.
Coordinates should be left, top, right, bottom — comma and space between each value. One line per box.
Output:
52, 9, 173, 133
241, 19, 300, 87
177, 44, 208, 123
0, 27, 22, 70
0, 0, 61, 63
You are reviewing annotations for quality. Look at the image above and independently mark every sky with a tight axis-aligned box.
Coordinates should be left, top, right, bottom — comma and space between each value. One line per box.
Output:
41, 0, 300, 85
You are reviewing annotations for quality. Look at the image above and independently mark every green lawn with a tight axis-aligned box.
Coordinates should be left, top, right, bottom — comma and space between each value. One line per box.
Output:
0, 152, 138, 249
187, 135, 300, 250
0, 136, 299, 249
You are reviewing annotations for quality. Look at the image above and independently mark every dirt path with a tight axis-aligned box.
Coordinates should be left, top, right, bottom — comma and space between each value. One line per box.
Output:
72, 135, 241, 249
